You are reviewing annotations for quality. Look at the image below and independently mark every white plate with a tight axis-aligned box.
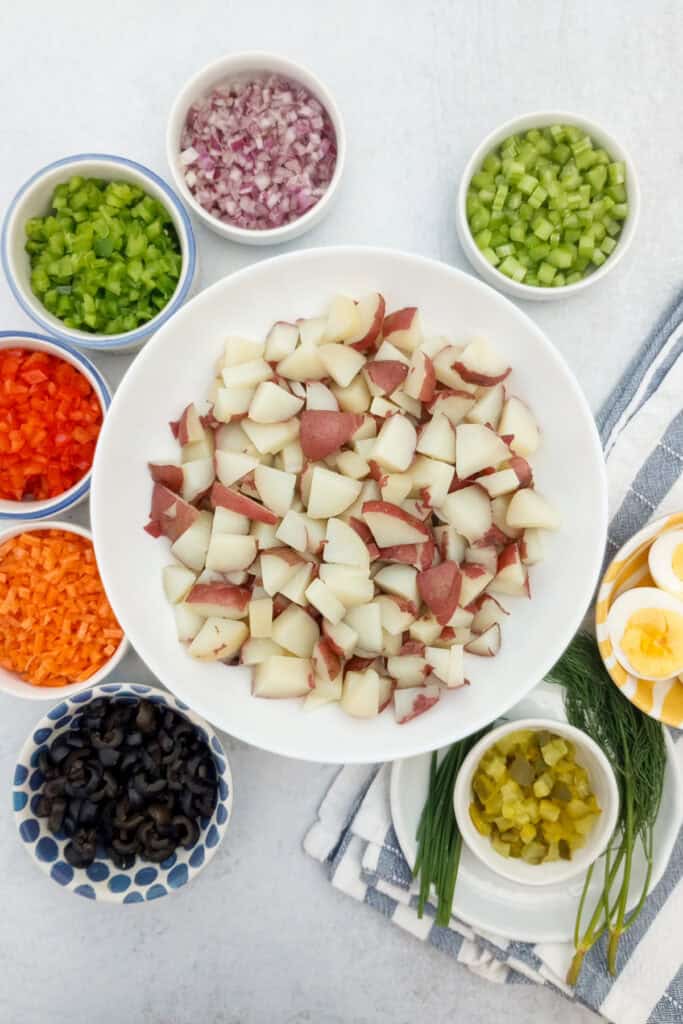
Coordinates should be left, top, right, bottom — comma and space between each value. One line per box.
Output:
390, 682, 682, 943
91, 246, 607, 764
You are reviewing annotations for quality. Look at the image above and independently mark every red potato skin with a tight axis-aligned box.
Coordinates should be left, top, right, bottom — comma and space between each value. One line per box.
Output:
384, 595, 418, 616
376, 540, 436, 573
149, 483, 200, 542
345, 656, 376, 673
148, 462, 183, 493
417, 561, 462, 625
427, 389, 475, 415
379, 539, 435, 571
177, 403, 203, 446
201, 411, 221, 431
169, 420, 180, 439
496, 542, 531, 597
496, 542, 522, 572
466, 593, 509, 616
509, 456, 533, 487
144, 520, 163, 538
264, 545, 304, 567
349, 294, 385, 353
210, 482, 279, 525
365, 360, 408, 395
299, 411, 364, 461
362, 501, 431, 540
396, 692, 439, 724
379, 677, 395, 714
451, 359, 511, 387
465, 623, 501, 657
382, 307, 418, 338
186, 583, 251, 612
368, 461, 388, 487
321, 622, 346, 656
272, 594, 290, 618
411, 352, 436, 404
462, 562, 487, 581
348, 517, 380, 560
313, 638, 342, 683
400, 640, 425, 656
476, 525, 510, 550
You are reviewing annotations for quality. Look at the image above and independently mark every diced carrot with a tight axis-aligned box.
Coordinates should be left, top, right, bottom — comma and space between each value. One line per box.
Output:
0, 530, 123, 687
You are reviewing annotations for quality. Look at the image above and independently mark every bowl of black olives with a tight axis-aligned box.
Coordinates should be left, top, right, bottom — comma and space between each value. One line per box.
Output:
13, 681, 232, 902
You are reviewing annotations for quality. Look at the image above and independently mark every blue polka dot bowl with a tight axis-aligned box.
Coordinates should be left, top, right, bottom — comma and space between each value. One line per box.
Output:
12, 681, 232, 903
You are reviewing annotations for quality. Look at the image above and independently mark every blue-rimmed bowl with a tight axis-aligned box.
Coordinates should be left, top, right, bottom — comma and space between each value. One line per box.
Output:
0, 520, 128, 700
12, 682, 232, 903
0, 332, 111, 520
2, 154, 197, 353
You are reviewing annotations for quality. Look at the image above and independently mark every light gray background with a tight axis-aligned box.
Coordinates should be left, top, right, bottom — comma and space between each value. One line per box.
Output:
1, 2, 681, 1022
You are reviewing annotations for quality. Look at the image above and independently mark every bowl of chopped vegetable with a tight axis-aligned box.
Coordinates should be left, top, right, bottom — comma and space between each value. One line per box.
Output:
0, 332, 110, 520
453, 717, 619, 886
166, 51, 345, 245
13, 681, 232, 902
0, 520, 128, 700
1, 154, 197, 351
456, 112, 640, 300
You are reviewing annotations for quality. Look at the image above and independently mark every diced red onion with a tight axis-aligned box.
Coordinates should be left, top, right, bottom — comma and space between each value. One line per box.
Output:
179, 74, 338, 231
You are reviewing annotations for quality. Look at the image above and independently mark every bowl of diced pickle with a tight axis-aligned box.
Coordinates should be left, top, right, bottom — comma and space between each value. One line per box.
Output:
453, 718, 619, 886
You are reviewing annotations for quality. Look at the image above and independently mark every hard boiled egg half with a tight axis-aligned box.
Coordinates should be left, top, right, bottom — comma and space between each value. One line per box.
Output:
648, 528, 683, 598
607, 587, 683, 681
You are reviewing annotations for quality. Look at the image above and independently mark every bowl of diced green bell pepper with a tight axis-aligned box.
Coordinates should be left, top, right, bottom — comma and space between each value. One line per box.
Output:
2, 154, 197, 352
456, 112, 640, 301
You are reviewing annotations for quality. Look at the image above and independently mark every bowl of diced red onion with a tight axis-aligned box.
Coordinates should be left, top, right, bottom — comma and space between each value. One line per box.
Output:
166, 52, 345, 245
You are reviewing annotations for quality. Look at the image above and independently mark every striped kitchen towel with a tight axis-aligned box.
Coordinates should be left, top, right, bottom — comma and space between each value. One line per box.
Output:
304, 288, 683, 1024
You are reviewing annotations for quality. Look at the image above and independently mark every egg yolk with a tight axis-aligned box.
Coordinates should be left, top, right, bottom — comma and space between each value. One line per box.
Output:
621, 608, 683, 678
672, 543, 683, 582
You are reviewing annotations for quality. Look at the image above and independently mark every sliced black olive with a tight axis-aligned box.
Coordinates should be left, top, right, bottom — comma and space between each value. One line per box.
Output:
49, 742, 71, 765
48, 798, 67, 832
37, 696, 218, 871
172, 815, 200, 850
97, 746, 120, 768
92, 727, 124, 750
147, 803, 172, 827
65, 829, 97, 868
109, 848, 136, 870
135, 701, 156, 734
119, 750, 140, 773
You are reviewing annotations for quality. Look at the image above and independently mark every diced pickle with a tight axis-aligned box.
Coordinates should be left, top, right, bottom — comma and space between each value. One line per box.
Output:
469, 728, 601, 866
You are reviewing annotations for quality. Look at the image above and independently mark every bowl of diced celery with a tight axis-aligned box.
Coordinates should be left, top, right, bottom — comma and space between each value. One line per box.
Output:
2, 154, 197, 352
456, 113, 640, 300
453, 718, 619, 886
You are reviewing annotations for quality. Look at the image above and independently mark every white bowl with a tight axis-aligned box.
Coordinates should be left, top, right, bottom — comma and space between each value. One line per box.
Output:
90, 246, 607, 764
453, 717, 620, 887
456, 111, 640, 302
0, 332, 111, 520
0, 520, 128, 700
166, 51, 346, 245
1, 154, 197, 352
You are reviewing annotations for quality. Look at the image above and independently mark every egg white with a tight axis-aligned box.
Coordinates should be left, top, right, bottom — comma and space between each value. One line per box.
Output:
607, 587, 683, 681
648, 529, 683, 598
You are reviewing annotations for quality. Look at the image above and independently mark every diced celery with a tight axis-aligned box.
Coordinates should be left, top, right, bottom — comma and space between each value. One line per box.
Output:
466, 123, 626, 288
528, 185, 548, 209
537, 262, 557, 285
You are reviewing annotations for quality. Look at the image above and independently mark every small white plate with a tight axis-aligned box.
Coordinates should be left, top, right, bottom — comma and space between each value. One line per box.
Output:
390, 682, 682, 943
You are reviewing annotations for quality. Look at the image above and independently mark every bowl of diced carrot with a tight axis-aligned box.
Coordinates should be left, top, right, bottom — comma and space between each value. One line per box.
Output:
0, 332, 111, 521
0, 521, 127, 699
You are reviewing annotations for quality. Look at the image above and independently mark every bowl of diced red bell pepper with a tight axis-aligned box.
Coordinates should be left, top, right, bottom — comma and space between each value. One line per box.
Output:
0, 331, 111, 521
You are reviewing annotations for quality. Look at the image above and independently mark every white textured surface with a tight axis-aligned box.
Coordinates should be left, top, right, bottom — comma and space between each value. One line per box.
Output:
1, 1, 682, 1021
